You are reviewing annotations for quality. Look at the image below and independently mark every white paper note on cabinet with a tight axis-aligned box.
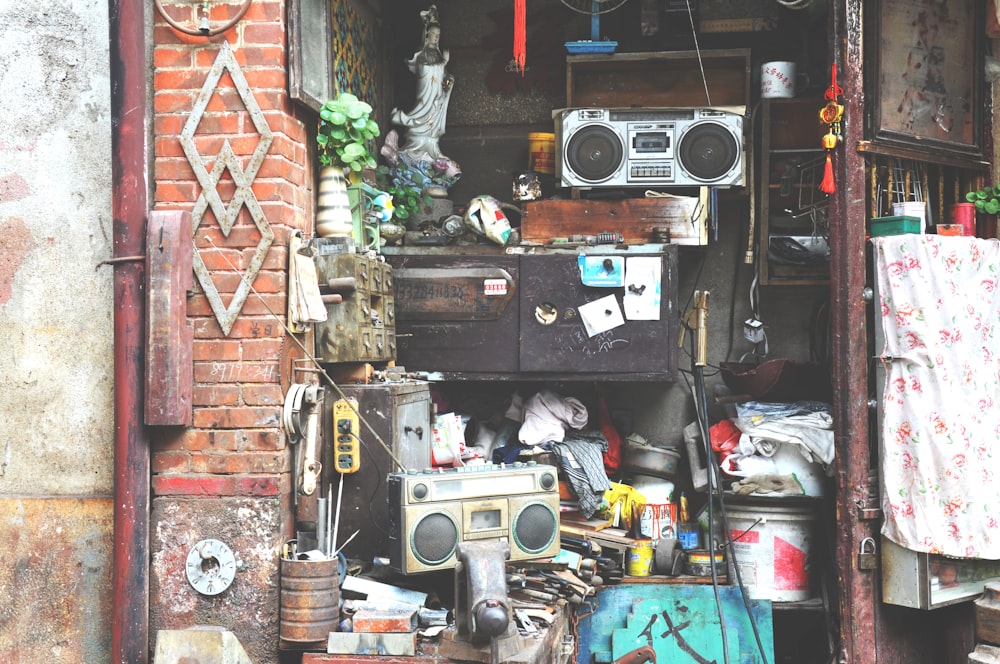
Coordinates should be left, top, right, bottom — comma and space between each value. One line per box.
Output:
623, 257, 661, 320
578, 294, 625, 337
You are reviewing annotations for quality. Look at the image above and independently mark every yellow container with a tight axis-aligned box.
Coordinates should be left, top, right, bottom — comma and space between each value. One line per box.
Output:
625, 538, 654, 576
528, 132, 556, 174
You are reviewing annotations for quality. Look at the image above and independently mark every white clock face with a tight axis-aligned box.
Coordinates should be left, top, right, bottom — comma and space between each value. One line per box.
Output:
185, 539, 237, 596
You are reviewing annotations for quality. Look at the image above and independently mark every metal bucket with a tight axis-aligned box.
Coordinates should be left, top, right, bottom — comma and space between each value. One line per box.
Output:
279, 558, 340, 643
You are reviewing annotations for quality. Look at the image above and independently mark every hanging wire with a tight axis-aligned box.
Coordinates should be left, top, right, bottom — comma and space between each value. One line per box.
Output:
685, 0, 712, 106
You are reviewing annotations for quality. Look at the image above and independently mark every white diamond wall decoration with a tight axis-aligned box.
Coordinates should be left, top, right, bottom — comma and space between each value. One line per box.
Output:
179, 40, 274, 336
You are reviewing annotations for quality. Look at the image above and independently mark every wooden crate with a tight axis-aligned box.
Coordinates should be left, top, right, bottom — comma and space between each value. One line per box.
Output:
521, 191, 708, 246
566, 49, 751, 109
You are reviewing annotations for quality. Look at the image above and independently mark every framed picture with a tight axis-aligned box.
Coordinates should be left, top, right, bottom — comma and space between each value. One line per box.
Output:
866, 0, 985, 162
288, 0, 333, 112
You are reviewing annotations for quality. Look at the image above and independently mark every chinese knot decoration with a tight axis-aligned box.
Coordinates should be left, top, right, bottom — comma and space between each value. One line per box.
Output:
818, 64, 844, 195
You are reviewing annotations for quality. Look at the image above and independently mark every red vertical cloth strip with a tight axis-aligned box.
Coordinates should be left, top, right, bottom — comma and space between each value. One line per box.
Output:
514, 0, 526, 74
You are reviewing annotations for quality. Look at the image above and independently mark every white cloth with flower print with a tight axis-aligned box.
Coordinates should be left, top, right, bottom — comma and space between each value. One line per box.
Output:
875, 235, 1000, 558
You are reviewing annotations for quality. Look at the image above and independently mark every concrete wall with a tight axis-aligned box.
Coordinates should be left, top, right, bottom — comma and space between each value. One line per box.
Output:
0, 1, 115, 662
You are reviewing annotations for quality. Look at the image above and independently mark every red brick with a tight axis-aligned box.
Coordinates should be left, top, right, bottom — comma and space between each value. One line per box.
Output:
243, 383, 283, 406
260, 246, 289, 271
240, 337, 284, 361
153, 474, 238, 496
241, 429, 286, 452
243, 22, 285, 47
192, 338, 242, 362
239, 294, 287, 317
154, 429, 244, 452
155, 181, 199, 204
244, 0, 283, 23
155, 157, 196, 181
237, 475, 282, 497
154, 47, 194, 69
205, 89, 246, 113
197, 247, 246, 271
235, 45, 285, 68
154, 114, 187, 137
243, 69, 287, 91
193, 405, 281, 429
154, 90, 197, 114
154, 67, 209, 92
188, 112, 246, 135
152, 451, 191, 473
190, 452, 286, 474
154, 135, 186, 158
192, 383, 241, 406
193, 361, 281, 384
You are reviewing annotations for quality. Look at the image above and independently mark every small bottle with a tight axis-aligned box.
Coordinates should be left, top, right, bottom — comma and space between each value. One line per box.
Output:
677, 493, 701, 551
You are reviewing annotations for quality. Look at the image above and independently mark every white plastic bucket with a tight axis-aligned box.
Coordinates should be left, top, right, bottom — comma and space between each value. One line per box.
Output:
726, 501, 817, 602
892, 201, 927, 234
629, 475, 676, 540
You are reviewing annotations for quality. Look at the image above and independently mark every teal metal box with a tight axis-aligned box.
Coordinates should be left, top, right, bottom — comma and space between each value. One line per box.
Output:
870, 215, 922, 236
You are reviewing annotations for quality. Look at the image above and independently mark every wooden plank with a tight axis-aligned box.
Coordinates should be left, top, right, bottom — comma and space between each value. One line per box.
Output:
521, 194, 707, 245
145, 210, 193, 426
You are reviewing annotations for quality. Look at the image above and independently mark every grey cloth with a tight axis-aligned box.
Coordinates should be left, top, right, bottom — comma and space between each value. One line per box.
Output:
519, 390, 589, 446
554, 434, 611, 519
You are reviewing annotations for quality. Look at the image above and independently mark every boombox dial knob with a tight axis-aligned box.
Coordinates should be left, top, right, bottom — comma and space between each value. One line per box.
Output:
412, 483, 429, 500
540, 471, 556, 491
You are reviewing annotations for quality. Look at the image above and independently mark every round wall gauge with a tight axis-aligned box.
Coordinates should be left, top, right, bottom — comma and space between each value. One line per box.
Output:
185, 538, 237, 596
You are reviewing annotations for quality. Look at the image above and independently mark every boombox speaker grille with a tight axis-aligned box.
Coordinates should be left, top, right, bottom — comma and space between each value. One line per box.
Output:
512, 502, 557, 554
565, 125, 624, 183
411, 512, 459, 565
678, 122, 740, 181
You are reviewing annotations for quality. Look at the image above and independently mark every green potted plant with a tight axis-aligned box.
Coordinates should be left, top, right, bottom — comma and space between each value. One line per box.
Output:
317, 92, 380, 173
315, 92, 380, 238
966, 182, 1000, 215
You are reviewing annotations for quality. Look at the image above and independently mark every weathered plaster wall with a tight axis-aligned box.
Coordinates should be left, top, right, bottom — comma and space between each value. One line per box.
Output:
0, 1, 115, 662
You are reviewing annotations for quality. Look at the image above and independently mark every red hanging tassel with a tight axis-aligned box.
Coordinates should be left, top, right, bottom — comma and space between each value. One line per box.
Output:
514, 0, 526, 74
820, 153, 836, 194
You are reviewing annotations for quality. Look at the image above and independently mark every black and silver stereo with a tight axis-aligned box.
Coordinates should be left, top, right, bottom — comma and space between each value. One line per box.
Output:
555, 107, 745, 189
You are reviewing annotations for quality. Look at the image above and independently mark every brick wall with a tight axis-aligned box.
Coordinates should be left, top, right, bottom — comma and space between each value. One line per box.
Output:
149, 2, 310, 661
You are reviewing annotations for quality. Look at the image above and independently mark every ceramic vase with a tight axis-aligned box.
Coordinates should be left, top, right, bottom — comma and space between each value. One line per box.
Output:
315, 165, 354, 238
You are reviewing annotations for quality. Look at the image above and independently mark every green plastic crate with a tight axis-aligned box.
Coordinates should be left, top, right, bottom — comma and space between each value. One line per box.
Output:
870, 215, 922, 237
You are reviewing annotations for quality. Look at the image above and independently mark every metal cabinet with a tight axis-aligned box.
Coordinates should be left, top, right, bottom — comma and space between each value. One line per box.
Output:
322, 380, 432, 563
385, 246, 678, 381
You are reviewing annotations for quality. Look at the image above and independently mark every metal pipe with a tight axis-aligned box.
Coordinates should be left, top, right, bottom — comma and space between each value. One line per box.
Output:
109, 0, 151, 661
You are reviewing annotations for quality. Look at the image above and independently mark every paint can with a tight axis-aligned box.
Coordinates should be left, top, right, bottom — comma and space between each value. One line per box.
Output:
625, 538, 654, 576
279, 557, 340, 643
685, 549, 726, 577
726, 500, 817, 602
528, 132, 556, 174
948, 202, 977, 237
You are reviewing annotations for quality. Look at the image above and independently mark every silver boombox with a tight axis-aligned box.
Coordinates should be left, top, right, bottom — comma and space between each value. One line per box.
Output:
387, 463, 561, 575
555, 107, 745, 189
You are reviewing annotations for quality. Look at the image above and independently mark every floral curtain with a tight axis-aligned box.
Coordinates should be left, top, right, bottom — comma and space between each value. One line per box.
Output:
874, 235, 1000, 559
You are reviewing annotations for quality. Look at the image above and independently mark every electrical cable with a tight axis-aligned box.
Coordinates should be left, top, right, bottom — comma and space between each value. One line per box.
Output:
683, 312, 770, 664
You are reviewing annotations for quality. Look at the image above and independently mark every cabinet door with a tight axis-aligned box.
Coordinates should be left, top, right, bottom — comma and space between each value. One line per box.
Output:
518, 250, 678, 378
387, 253, 520, 374
758, 98, 830, 286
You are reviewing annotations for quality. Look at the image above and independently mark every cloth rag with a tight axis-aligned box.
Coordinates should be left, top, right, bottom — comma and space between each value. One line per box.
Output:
519, 390, 589, 446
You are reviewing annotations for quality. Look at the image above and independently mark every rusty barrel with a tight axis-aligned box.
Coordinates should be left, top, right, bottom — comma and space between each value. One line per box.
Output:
279, 557, 340, 643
